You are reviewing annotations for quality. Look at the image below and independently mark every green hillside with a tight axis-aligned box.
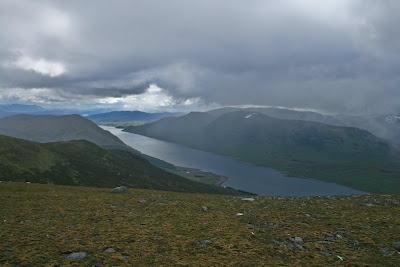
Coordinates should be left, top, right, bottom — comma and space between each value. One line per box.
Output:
125, 111, 400, 193
0, 135, 244, 195
0, 114, 190, 177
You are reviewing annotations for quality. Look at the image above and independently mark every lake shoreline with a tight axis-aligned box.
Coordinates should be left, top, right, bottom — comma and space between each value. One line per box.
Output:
104, 126, 365, 196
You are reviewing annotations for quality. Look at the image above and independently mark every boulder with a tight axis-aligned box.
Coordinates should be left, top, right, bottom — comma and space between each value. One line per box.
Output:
111, 186, 129, 193
62, 252, 87, 260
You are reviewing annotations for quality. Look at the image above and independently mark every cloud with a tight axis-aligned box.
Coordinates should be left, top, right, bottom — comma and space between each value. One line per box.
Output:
8, 56, 66, 77
0, 0, 399, 114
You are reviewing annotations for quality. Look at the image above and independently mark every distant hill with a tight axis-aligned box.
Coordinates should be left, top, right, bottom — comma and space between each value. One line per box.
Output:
0, 104, 46, 113
125, 111, 400, 193
0, 114, 127, 149
207, 107, 342, 126
208, 107, 400, 146
86, 111, 183, 123
0, 135, 242, 194
0, 114, 181, 169
0, 104, 115, 117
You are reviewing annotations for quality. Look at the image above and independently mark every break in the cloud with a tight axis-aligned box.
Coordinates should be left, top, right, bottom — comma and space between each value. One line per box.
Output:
0, 0, 399, 114
7, 56, 66, 77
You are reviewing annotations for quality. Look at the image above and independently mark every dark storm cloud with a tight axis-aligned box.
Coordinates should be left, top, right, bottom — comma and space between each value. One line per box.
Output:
0, 0, 399, 113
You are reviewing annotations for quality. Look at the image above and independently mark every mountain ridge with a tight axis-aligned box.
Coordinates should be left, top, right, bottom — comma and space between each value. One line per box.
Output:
125, 110, 400, 193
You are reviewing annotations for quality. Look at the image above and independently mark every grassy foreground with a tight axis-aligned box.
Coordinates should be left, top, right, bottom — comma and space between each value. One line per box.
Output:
1, 183, 399, 266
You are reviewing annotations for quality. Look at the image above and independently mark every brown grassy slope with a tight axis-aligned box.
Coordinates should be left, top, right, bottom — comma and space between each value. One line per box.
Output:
0, 183, 399, 266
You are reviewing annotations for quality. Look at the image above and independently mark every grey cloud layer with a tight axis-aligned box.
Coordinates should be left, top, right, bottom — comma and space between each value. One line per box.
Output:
0, 0, 399, 113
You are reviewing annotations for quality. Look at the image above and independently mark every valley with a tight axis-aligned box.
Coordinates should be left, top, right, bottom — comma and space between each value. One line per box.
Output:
124, 110, 400, 194
106, 127, 365, 196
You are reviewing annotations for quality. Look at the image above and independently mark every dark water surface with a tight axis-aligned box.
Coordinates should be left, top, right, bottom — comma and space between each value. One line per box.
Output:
102, 126, 365, 196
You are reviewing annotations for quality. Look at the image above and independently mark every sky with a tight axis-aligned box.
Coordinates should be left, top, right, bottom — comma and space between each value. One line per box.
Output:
0, 0, 399, 114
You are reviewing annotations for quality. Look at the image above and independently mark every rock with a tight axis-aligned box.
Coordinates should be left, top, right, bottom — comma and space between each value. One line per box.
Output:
392, 242, 400, 248
325, 233, 334, 239
122, 254, 129, 260
294, 243, 307, 251
380, 247, 394, 257
289, 237, 304, 243
62, 252, 87, 260
305, 214, 311, 217
138, 199, 146, 203
301, 222, 310, 226
197, 240, 212, 247
111, 186, 129, 193
281, 242, 294, 249
234, 213, 244, 217
241, 197, 255, 201
320, 248, 336, 257
103, 248, 116, 253
365, 203, 374, 207
315, 241, 336, 244
246, 223, 254, 228
202, 206, 208, 211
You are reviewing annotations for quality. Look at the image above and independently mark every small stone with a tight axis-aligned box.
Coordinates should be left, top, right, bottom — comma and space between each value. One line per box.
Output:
326, 233, 334, 238
315, 241, 336, 244
197, 240, 212, 247
246, 224, 254, 228
241, 197, 255, 201
110, 205, 117, 208
111, 186, 129, 193
289, 236, 304, 243
380, 247, 394, 257
103, 248, 116, 253
270, 239, 280, 244
62, 252, 87, 260
281, 242, 294, 249
202, 206, 208, 211
392, 242, 400, 248
305, 214, 311, 217
122, 255, 129, 260
365, 203, 374, 207
294, 243, 307, 251
301, 222, 310, 226
138, 199, 146, 203
235, 213, 244, 216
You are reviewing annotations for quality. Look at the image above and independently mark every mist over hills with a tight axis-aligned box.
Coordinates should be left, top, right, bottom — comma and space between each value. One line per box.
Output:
207, 107, 400, 146
86, 111, 184, 123
125, 110, 400, 193
0, 104, 114, 118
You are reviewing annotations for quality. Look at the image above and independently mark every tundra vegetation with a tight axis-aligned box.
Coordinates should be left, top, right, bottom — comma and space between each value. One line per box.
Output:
1, 183, 399, 266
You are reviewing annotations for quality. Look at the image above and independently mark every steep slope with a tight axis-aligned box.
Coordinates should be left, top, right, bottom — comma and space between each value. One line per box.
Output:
87, 110, 183, 123
0, 135, 243, 195
125, 111, 400, 193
